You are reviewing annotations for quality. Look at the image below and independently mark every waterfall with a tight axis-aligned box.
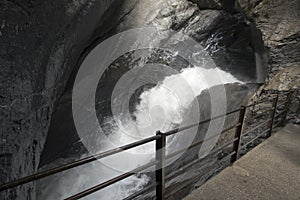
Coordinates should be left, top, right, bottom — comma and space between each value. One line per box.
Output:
37, 66, 241, 200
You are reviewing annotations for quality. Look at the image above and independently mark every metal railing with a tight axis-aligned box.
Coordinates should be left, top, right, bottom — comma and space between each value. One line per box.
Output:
0, 90, 296, 200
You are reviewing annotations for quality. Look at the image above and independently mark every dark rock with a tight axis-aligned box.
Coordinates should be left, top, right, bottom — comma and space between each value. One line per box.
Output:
238, 0, 300, 77
40, 0, 262, 168
165, 83, 258, 199
0, 0, 115, 199
0, 0, 266, 199
189, 0, 239, 12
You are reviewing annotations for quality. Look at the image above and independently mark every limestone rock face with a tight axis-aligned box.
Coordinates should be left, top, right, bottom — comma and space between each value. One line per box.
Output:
238, 0, 300, 76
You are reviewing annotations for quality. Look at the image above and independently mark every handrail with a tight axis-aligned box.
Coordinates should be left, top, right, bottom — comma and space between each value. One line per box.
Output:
164, 108, 241, 136
0, 135, 160, 191
241, 128, 271, 149
242, 119, 271, 137
123, 183, 157, 200
275, 110, 285, 119
0, 108, 242, 191
277, 100, 289, 108
65, 160, 158, 200
165, 125, 239, 160
164, 151, 236, 199
245, 97, 276, 108
0, 90, 296, 200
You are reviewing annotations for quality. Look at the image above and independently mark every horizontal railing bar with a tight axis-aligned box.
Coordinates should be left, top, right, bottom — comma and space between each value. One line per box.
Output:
1, 91, 294, 194
251, 108, 274, 119
166, 136, 237, 161
275, 110, 285, 119
245, 97, 275, 108
277, 98, 288, 102
164, 109, 241, 136
242, 119, 271, 137
222, 123, 241, 133
273, 121, 281, 128
241, 128, 270, 149
122, 183, 157, 200
166, 139, 237, 181
265, 107, 275, 113
277, 100, 288, 108
166, 128, 232, 159
65, 160, 158, 200
165, 178, 195, 199
0, 135, 160, 191
165, 151, 236, 199
220, 151, 236, 162
165, 124, 238, 160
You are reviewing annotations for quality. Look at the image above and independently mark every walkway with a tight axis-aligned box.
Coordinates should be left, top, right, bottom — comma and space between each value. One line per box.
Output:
184, 124, 300, 200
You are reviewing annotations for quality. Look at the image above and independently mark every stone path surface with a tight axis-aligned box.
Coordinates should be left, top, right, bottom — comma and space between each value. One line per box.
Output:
184, 124, 300, 200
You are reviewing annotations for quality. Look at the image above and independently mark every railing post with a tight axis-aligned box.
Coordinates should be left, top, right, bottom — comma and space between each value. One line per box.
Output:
280, 91, 293, 126
156, 131, 166, 200
267, 94, 279, 137
231, 106, 246, 163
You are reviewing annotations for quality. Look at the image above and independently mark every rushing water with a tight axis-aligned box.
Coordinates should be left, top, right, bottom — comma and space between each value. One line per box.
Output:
37, 66, 241, 200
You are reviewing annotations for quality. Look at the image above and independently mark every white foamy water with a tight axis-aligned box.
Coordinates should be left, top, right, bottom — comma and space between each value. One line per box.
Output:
38, 67, 241, 200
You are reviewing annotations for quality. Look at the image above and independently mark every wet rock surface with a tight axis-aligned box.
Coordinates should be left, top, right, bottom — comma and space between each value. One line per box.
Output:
0, 0, 115, 199
249, 65, 300, 126
41, 0, 262, 168
37, 83, 258, 200
162, 83, 257, 199
0, 0, 285, 199
234, 0, 300, 150
238, 0, 300, 76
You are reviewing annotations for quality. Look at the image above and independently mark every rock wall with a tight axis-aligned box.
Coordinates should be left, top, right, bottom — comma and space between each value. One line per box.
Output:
238, 0, 300, 77
40, 0, 263, 171
237, 0, 300, 123
0, 0, 115, 199
164, 83, 258, 200
264, 65, 300, 91
1, 0, 267, 199
263, 65, 300, 124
